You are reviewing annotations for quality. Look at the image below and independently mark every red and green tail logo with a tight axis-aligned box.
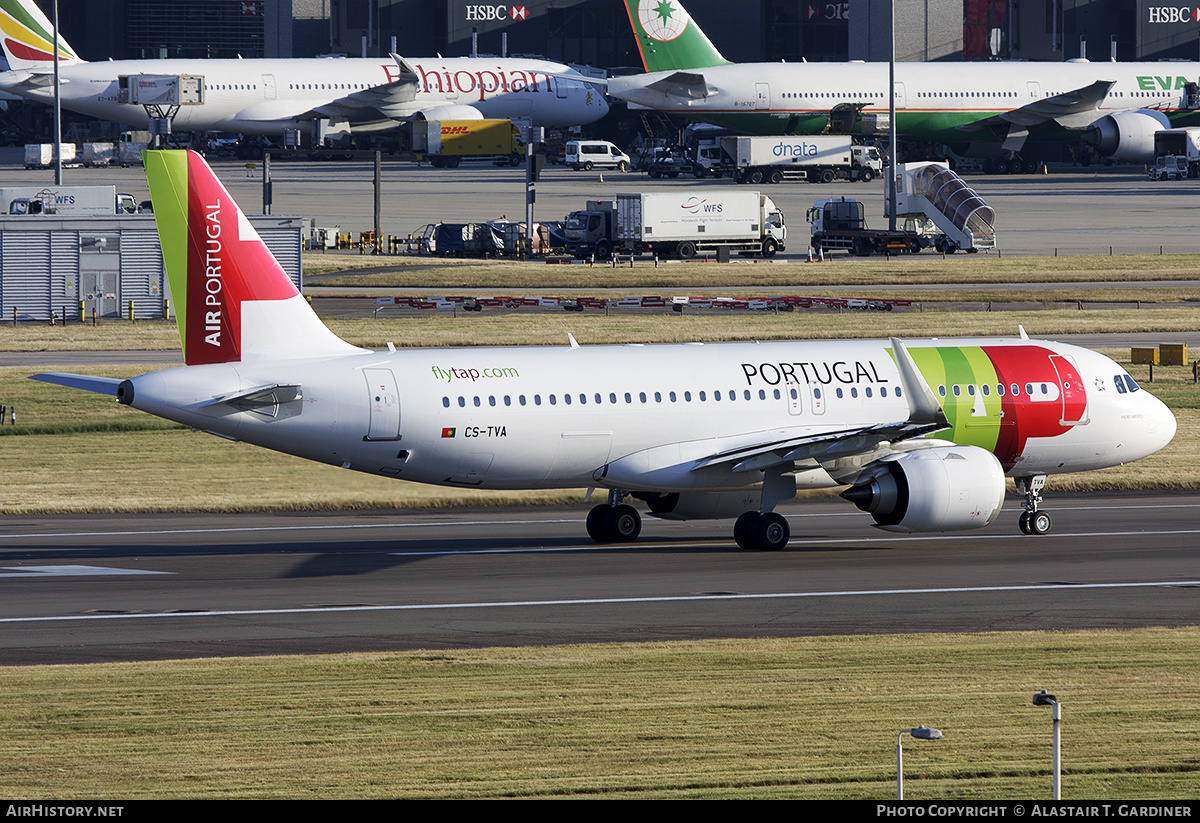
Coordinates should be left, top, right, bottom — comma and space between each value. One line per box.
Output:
623, 0, 728, 72
145, 151, 299, 366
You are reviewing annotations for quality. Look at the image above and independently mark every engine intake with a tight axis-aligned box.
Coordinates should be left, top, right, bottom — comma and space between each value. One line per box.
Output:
841, 446, 1005, 533
1082, 109, 1171, 162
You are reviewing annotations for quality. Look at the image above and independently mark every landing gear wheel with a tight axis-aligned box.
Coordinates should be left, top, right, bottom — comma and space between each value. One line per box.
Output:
1019, 511, 1032, 535
751, 512, 790, 551
734, 511, 759, 550
587, 505, 611, 543
604, 504, 641, 542
1028, 511, 1052, 536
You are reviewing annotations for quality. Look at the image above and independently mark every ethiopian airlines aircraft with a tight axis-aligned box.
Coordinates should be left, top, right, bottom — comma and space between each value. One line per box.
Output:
0, 0, 606, 133
610, 0, 1200, 166
30, 150, 1175, 551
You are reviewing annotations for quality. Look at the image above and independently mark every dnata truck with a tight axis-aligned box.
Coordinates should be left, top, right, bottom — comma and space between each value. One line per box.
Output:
564, 191, 786, 260
1149, 128, 1200, 180
721, 135, 882, 185
411, 119, 525, 168
2, 186, 139, 216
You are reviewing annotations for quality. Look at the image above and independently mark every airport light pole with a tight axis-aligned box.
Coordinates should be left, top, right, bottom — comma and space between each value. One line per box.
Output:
52, 0, 62, 185
887, 0, 897, 231
1033, 689, 1062, 799
896, 725, 942, 799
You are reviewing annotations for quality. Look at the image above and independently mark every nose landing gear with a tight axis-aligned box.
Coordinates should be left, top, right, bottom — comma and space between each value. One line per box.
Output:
1016, 474, 1052, 535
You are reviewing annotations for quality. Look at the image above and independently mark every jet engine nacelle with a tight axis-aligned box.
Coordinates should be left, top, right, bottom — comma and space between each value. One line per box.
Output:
411, 105, 485, 121
840, 446, 1005, 533
1084, 109, 1171, 162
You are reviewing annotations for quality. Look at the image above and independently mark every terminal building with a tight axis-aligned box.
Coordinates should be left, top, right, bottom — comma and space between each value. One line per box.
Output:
40, 0, 1200, 67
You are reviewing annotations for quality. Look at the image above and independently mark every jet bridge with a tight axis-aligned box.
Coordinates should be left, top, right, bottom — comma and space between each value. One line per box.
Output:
889, 162, 996, 253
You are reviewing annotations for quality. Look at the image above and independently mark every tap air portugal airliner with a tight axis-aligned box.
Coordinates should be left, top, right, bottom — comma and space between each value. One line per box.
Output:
610, 0, 1200, 165
32, 152, 1175, 551
0, 0, 606, 133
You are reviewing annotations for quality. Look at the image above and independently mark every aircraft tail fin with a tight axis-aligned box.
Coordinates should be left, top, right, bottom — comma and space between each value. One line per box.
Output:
622, 0, 728, 72
143, 150, 364, 366
0, 0, 82, 71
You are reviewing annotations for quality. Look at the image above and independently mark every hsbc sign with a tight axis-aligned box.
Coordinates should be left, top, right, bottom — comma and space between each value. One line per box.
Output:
1147, 7, 1200, 23
465, 5, 528, 21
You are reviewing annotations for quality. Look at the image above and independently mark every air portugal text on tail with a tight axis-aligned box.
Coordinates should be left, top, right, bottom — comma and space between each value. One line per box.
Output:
30, 152, 1176, 553
147, 151, 294, 365
144, 151, 357, 366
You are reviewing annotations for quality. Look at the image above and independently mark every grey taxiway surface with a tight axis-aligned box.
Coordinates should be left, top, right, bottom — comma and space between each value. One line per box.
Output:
1, 495, 1197, 665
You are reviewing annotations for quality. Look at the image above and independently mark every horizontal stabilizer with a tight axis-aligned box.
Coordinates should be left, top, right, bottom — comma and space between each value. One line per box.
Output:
29, 372, 122, 396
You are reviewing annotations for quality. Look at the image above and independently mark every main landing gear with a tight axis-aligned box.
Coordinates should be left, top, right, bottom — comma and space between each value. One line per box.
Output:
1015, 474, 1052, 536
733, 511, 790, 551
586, 490, 642, 543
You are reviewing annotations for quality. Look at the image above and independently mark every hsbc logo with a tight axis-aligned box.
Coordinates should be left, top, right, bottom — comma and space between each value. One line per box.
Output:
1147, 7, 1200, 23
465, 5, 528, 21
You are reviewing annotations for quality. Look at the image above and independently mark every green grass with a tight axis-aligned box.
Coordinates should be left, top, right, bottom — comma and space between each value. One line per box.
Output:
1, 629, 1197, 798
4, 304, 1200, 351
310, 252, 1200, 290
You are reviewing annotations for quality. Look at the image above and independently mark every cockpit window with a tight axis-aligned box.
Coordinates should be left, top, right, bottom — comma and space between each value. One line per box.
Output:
1113, 374, 1127, 394
1124, 374, 1140, 393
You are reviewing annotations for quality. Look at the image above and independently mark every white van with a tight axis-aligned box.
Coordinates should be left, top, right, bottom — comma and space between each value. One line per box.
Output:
564, 140, 631, 172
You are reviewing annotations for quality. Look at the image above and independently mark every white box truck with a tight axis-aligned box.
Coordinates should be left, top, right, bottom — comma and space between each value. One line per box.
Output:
564, 190, 786, 259
720, 135, 882, 184
2, 186, 136, 216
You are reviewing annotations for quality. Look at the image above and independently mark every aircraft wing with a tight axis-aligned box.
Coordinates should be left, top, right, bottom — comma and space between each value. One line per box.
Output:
959, 80, 1116, 148
690, 420, 947, 476
301, 76, 418, 122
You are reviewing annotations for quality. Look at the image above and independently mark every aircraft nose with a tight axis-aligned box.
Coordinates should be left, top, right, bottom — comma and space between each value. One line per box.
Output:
1151, 394, 1177, 451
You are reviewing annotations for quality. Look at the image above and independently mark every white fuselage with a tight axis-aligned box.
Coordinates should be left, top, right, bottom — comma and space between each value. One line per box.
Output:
1, 56, 608, 132
608, 60, 1200, 140
124, 337, 1175, 495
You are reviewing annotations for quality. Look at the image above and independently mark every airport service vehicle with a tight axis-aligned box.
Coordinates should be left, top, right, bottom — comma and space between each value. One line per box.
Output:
611, 0, 1200, 166
23, 142, 75, 169
565, 140, 631, 171
809, 163, 996, 256
31, 151, 1175, 550
410, 119, 525, 168
564, 190, 786, 260
2, 185, 138, 216
721, 135, 882, 184
1149, 128, 1200, 180
0, 0, 607, 136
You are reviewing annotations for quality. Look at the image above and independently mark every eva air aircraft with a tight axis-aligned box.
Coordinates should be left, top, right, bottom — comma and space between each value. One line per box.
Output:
33, 152, 1174, 551
610, 0, 1200, 166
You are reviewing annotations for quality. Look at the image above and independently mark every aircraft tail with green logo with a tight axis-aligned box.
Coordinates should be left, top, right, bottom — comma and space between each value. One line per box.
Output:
623, 0, 729, 72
